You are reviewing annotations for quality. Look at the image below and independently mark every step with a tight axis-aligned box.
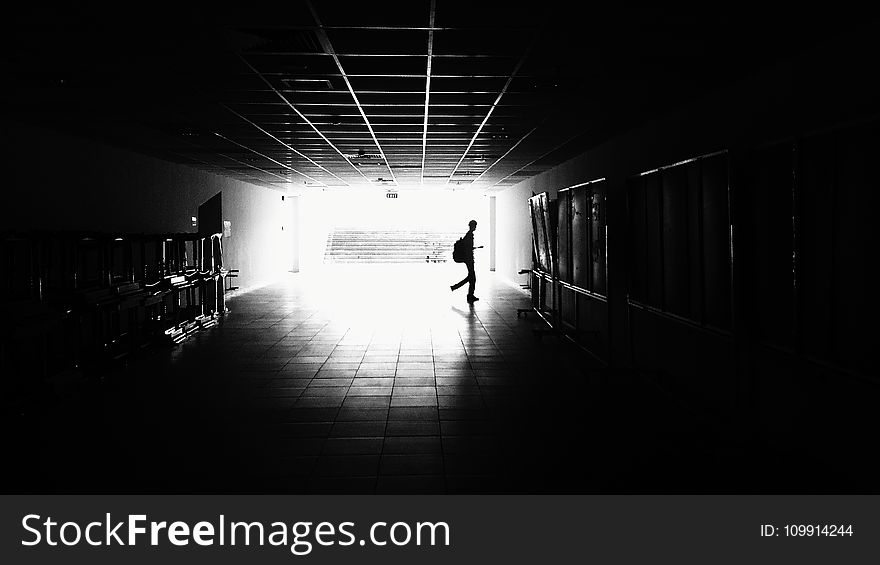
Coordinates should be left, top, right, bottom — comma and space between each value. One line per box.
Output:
324, 228, 465, 264
324, 259, 450, 263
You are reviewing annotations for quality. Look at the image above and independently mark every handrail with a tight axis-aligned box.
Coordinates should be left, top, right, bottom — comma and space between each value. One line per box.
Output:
557, 280, 608, 303
626, 298, 733, 339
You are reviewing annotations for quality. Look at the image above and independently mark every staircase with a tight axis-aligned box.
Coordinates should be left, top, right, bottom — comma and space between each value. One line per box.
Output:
324, 228, 461, 264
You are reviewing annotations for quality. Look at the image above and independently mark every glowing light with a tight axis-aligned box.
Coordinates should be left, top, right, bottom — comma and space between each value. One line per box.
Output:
297, 188, 488, 272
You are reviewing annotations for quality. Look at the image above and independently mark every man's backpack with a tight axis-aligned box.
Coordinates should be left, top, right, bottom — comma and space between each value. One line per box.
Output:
452, 237, 467, 263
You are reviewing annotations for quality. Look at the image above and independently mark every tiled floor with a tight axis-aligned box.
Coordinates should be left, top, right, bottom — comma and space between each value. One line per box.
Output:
9, 264, 839, 493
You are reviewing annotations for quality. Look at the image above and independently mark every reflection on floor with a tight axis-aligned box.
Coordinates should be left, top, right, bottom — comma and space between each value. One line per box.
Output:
7, 265, 846, 493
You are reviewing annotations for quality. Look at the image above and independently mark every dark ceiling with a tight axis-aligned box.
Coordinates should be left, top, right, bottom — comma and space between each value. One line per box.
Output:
5, 2, 865, 191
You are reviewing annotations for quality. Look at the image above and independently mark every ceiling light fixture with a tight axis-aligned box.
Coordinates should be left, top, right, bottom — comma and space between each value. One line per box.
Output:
281, 78, 332, 89
345, 148, 383, 161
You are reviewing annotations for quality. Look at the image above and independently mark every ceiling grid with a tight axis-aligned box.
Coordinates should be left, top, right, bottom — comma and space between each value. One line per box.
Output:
8, 2, 847, 191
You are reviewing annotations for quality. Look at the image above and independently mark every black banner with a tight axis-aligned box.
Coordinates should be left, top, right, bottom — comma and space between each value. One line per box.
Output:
1, 495, 877, 564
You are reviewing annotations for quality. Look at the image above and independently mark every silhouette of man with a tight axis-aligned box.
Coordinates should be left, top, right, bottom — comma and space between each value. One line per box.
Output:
450, 220, 482, 302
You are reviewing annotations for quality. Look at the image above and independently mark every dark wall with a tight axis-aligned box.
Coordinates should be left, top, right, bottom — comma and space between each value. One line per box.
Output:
495, 23, 880, 452
3, 121, 289, 290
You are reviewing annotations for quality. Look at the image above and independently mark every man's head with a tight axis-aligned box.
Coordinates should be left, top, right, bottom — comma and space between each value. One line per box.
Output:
468, 220, 478, 231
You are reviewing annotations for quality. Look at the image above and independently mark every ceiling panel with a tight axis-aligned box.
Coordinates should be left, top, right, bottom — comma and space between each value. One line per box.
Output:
6, 1, 861, 191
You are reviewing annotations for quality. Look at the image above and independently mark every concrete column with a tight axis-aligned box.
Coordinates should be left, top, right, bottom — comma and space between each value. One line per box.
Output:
489, 195, 496, 272
288, 195, 300, 273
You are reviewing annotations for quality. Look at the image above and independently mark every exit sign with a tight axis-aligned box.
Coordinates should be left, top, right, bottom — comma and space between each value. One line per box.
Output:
386, 192, 398, 198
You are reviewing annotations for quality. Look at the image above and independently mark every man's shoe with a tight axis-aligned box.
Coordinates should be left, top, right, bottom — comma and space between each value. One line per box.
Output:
467, 295, 479, 302
450, 285, 455, 291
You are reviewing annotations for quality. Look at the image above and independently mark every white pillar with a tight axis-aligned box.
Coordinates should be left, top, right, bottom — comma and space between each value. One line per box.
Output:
489, 195, 496, 272
288, 195, 300, 273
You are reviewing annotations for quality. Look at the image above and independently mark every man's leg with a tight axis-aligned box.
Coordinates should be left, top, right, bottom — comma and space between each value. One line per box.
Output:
451, 267, 469, 291
467, 262, 476, 296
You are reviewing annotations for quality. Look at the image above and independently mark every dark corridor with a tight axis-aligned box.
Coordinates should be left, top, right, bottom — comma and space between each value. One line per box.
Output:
5, 267, 872, 494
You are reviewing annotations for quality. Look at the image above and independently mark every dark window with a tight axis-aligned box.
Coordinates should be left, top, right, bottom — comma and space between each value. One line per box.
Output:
626, 152, 731, 330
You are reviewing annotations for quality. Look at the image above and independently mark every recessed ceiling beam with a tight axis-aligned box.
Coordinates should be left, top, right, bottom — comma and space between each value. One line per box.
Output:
244, 52, 514, 58
487, 131, 585, 190
420, 0, 437, 186
170, 137, 294, 188
221, 103, 350, 186
229, 25, 538, 32
306, 0, 398, 186
466, 125, 540, 185
236, 54, 374, 183
444, 43, 535, 184
212, 132, 326, 186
